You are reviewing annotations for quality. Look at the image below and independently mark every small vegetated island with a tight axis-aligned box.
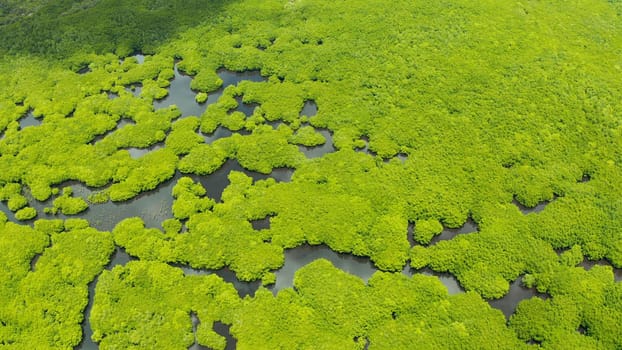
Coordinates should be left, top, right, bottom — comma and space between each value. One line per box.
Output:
1, 0, 622, 349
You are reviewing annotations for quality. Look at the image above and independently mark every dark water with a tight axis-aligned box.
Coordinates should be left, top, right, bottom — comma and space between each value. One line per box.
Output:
234, 96, 258, 117
90, 118, 135, 145
297, 128, 335, 158
406, 222, 416, 247
300, 100, 318, 117
187, 159, 294, 201
201, 126, 235, 144
212, 322, 236, 350
429, 218, 479, 245
153, 63, 206, 118
402, 264, 464, 295
179, 265, 261, 298
268, 244, 378, 294
581, 259, 622, 282
488, 277, 547, 320
513, 198, 550, 214
19, 110, 41, 129
153, 65, 267, 119
126, 142, 165, 159
125, 84, 142, 97
355, 136, 373, 155
0, 201, 17, 222
218, 69, 265, 86
250, 216, 271, 230
188, 313, 210, 350
77, 247, 135, 350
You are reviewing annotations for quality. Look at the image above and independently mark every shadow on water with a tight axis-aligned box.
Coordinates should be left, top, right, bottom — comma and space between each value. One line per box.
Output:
19, 110, 41, 129
77, 247, 135, 350
488, 277, 547, 320
429, 218, 479, 245
250, 215, 271, 230
268, 244, 378, 294
30, 253, 41, 272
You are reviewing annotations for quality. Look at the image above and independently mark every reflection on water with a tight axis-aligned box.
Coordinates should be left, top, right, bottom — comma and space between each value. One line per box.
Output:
153, 66, 267, 119
269, 244, 377, 294
126, 142, 165, 159
154, 63, 206, 118
300, 100, 318, 117
25, 176, 176, 232
429, 218, 478, 245
488, 277, 547, 319
19, 110, 41, 129
134, 54, 145, 64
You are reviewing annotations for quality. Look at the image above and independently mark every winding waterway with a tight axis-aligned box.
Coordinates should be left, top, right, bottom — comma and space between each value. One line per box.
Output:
2, 56, 618, 349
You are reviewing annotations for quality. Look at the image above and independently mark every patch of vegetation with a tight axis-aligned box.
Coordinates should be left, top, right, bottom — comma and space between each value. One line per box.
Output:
1, 0, 622, 348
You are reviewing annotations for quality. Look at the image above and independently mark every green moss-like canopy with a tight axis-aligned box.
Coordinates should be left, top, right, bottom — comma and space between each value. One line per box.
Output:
1, 0, 622, 348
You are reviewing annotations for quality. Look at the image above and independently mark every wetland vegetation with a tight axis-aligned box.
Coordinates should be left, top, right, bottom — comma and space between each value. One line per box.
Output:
1, 0, 622, 349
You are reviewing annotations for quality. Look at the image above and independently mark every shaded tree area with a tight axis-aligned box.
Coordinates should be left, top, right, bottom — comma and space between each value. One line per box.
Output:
0, 0, 230, 57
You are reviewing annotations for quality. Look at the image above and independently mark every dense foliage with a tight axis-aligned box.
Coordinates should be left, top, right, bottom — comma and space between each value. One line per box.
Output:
1, 0, 622, 348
